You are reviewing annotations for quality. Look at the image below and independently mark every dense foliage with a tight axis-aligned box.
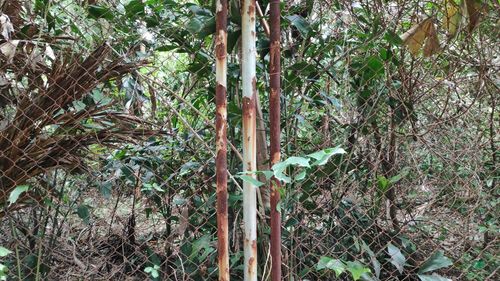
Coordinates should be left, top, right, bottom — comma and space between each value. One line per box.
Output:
0, 0, 498, 280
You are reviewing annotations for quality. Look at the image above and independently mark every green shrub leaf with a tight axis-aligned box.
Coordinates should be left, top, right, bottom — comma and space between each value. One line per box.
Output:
388, 243, 406, 274
418, 251, 453, 274
316, 256, 346, 277
8, 185, 30, 206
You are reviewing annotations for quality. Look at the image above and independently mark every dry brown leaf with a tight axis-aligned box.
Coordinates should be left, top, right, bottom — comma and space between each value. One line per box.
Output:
424, 22, 441, 57
401, 17, 433, 56
465, 0, 483, 32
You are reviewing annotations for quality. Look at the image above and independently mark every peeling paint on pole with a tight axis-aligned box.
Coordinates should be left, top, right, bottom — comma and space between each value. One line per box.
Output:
241, 0, 258, 280
215, 0, 229, 280
269, 1, 282, 281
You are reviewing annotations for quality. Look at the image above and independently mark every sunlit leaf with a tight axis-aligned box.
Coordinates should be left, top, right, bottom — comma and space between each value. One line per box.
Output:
307, 147, 346, 166
0, 246, 12, 257
346, 261, 371, 281
317, 256, 346, 277
8, 185, 29, 206
272, 156, 310, 183
238, 175, 265, 187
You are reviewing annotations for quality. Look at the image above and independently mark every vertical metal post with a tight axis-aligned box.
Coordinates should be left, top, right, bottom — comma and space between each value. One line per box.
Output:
269, 1, 282, 280
215, 0, 229, 280
241, 0, 258, 280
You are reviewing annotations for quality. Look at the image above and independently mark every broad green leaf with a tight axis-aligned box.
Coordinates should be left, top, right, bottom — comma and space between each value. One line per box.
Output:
190, 235, 214, 261
388, 243, 406, 274
260, 170, 274, 180
418, 273, 452, 281
73, 100, 86, 111
389, 167, 410, 184
8, 185, 29, 206
346, 261, 371, 281
0, 246, 12, 257
76, 205, 91, 225
377, 176, 390, 192
384, 30, 403, 45
316, 256, 346, 277
187, 4, 212, 16
99, 181, 112, 198
418, 251, 453, 274
366, 56, 384, 74
307, 147, 346, 166
295, 170, 307, 181
87, 5, 114, 20
286, 15, 312, 37
272, 156, 310, 183
125, 0, 145, 17
282, 156, 310, 167
238, 175, 265, 187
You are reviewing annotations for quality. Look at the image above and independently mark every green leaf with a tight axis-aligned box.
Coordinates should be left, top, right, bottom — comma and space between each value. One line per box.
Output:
388, 243, 406, 274
272, 156, 310, 183
186, 16, 215, 38
8, 185, 30, 206
76, 205, 91, 225
317, 256, 346, 277
99, 181, 112, 198
418, 274, 452, 281
307, 147, 346, 166
187, 4, 212, 16
73, 100, 86, 111
377, 176, 390, 192
295, 170, 307, 181
0, 247, 12, 257
384, 30, 403, 45
346, 261, 371, 281
366, 56, 384, 74
286, 15, 312, 37
418, 251, 453, 274
238, 175, 265, 187
87, 5, 114, 20
145, 265, 160, 278
260, 170, 274, 180
125, 0, 145, 17
389, 167, 410, 184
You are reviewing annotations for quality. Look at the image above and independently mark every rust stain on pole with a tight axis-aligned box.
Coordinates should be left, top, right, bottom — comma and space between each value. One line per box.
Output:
269, 1, 282, 281
215, 0, 229, 280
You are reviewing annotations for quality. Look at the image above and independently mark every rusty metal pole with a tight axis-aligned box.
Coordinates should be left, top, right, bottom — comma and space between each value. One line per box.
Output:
269, 1, 282, 280
241, 0, 258, 280
215, 0, 229, 280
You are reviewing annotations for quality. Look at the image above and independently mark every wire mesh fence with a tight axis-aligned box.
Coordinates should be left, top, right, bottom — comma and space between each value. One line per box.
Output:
0, 0, 498, 280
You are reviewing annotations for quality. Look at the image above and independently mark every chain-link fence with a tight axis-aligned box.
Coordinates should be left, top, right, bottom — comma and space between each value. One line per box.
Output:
0, 0, 498, 280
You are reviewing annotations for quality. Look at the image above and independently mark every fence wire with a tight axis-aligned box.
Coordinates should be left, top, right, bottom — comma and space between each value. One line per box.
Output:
0, 0, 498, 280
